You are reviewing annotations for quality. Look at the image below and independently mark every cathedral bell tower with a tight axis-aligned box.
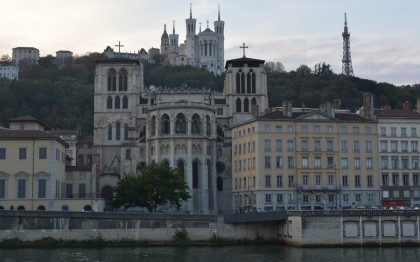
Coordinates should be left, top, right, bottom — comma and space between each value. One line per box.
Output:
160, 24, 170, 57
214, 5, 225, 72
185, 3, 197, 63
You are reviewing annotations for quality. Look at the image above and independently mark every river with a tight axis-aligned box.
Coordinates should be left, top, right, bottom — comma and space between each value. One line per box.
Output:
1, 245, 420, 262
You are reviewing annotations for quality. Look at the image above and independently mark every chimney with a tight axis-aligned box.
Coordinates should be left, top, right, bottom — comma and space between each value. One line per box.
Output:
417, 98, 420, 113
402, 101, 411, 110
282, 101, 292, 117
362, 92, 375, 119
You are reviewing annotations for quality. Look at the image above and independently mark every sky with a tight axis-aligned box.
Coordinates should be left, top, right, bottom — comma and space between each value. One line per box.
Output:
1, 0, 420, 86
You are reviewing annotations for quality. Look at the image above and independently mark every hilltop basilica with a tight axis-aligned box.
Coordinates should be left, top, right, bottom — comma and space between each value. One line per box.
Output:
93, 53, 268, 214
103, 5, 225, 75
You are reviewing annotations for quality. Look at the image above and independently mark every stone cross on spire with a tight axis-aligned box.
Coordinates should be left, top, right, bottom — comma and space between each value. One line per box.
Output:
115, 41, 124, 53
240, 43, 248, 58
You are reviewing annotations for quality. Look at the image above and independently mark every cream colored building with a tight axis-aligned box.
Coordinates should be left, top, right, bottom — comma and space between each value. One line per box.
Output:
0, 116, 104, 211
12, 47, 39, 67
232, 100, 379, 212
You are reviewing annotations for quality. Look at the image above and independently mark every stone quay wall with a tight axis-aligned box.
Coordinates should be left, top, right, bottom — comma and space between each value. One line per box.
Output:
0, 211, 278, 242
280, 210, 420, 247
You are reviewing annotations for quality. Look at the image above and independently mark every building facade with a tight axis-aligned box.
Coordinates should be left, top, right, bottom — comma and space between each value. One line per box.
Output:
375, 100, 420, 207
0, 65, 18, 80
56, 50, 73, 69
93, 54, 268, 213
12, 47, 39, 67
232, 100, 379, 212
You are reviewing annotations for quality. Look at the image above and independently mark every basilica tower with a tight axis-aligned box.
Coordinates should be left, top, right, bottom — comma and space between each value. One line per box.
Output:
185, 4, 197, 64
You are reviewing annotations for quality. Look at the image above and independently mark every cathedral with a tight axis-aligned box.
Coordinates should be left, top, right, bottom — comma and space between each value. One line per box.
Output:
102, 5, 225, 76
159, 5, 225, 75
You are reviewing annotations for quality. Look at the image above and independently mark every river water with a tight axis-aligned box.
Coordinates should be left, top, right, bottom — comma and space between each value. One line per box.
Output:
1, 245, 420, 262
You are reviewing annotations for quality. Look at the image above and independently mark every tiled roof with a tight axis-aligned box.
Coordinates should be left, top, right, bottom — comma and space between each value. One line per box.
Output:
257, 110, 372, 122
374, 109, 420, 118
225, 57, 265, 69
0, 130, 68, 146
8, 115, 40, 122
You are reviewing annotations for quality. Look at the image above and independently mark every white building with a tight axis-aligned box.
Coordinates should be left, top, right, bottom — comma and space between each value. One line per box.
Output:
56, 50, 73, 69
93, 53, 268, 214
0, 65, 18, 80
375, 99, 420, 207
12, 47, 39, 67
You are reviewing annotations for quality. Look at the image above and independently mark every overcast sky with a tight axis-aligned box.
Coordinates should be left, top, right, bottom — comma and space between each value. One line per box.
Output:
1, 0, 420, 86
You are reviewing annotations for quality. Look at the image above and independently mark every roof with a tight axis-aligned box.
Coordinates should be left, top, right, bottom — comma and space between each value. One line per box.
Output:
225, 57, 265, 69
374, 109, 420, 118
96, 58, 140, 64
13, 47, 39, 51
256, 110, 373, 122
8, 115, 44, 125
0, 130, 68, 147
56, 50, 73, 54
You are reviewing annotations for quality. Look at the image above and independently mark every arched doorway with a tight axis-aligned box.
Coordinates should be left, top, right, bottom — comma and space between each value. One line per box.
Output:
101, 186, 114, 203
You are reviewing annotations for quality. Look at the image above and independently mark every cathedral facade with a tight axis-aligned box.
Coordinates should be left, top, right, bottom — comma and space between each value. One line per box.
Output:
93, 54, 268, 214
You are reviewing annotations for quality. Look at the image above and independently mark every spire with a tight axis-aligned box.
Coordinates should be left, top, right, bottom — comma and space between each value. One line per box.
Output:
342, 12, 354, 76
164, 24, 167, 33
218, 5, 220, 21
172, 20, 175, 34
190, 3, 192, 19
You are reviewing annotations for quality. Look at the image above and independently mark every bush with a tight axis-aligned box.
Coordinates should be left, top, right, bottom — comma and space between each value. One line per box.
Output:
173, 228, 190, 242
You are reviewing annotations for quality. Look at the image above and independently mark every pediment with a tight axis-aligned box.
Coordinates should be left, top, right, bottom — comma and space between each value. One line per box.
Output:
296, 111, 334, 121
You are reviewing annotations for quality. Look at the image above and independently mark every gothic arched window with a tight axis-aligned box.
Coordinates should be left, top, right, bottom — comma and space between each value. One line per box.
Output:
124, 124, 129, 140
191, 114, 201, 134
108, 125, 112, 140
236, 73, 241, 93
241, 72, 245, 93
107, 96, 112, 109
107, 68, 116, 91
115, 122, 121, 140
115, 96, 120, 109
236, 98, 242, 113
251, 98, 257, 115
118, 68, 127, 91
247, 72, 252, 93
193, 161, 199, 189
244, 98, 249, 113
251, 71, 256, 93
175, 113, 187, 134
122, 96, 128, 109
206, 115, 211, 136
161, 114, 170, 135
177, 160, 185, 178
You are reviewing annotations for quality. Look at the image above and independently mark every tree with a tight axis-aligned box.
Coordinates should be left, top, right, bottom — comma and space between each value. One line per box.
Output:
113, 162, 191, 212
0, 54, 12, 63
264, 61, 285, 73
296, 64, 312, 76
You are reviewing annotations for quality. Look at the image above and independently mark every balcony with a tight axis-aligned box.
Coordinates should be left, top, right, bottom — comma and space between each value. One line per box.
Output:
296, 184, 340, 192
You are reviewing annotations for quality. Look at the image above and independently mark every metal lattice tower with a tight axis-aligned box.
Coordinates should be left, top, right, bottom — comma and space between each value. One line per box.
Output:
342, 13, 354, 76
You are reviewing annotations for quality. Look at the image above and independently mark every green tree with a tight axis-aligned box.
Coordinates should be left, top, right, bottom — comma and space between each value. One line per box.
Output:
113, 163, 191, 212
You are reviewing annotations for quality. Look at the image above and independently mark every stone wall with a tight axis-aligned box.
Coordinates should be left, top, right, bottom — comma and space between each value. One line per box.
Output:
0, 211, 278, 242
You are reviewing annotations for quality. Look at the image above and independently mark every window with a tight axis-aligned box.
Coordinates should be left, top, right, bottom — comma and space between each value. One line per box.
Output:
340, 126, 347, 133
382, 174, 388, 186
365, 126, 372, 134
265, 194, 272, 203
367, 175, 373, 187
327, 140, 333, 151
355, 175, 361, 187
401, 127, 407, 137
303, 195, 309, 203
0, 148, 6, 159
288, 175, 294, 187
354, 158, 360, 169
264, 139, 271, 152
275, 125, 282, 133
328, 175, 334, 185
287, 140, 294, 151
355, 194, 361, 202
353, 140, 360, 152
412, 141, 418, 152
327, 125, 333, 133
302, 174, 309, 186
38, 179, 46, 198
411, 127, 417, 137
314, 125, 320, 133
301, 125, 308, 133
316, 175, 321, 185
265, 175, 271, 187
277, 194, 283, 203
343, 194, 349, 203
276, 156, 283, 168
328, 195, 335, 203
316, 195, 321, 203
276, 139, 282, 152
301, 157, 309, 168
380, 141, 387, 152
0, 179, 5, 198
314, 140, 321, 151
39, 147, 47, 159
79, 183, 86, 198
287, 125, 293, 132
366, 158, 373, 169
403, 174, 409, 186
19, 148, 27, 160
115, 122, 121, 140
264, 156, 271, 168
413, 157, 419, 169
391, 127, 396, 137
392, 174, 399, 186
391, 157, 398, 169
276, 175, 283, 187
123, 96, 128, 109
367, 194, 374, 202
413, 174, 419, 186
264, 124, 271, 132
366, 141, 372, 152
380, 127, 386, 136
341, 157, 348, 169
353, 126, 359, 133
327, 157, 334, 169
287, 157, 294, 168
401, 141, 408, 152
341, 140, 348, 151
66, 184, 73, 198
391, 141, 397, 152
108, 125, 112, 140
381, 157, 389, 169
315, 157, 321, 169
342, 175, 348, 187
402, 157, 409, 169
17, 179, 26, 198
115, 96, 120, 109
